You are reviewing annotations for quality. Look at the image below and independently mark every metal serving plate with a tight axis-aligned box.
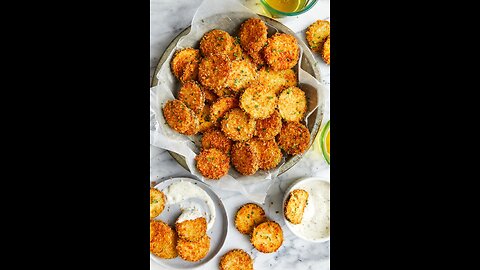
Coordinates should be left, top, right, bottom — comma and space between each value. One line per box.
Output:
151, 14, 323, 176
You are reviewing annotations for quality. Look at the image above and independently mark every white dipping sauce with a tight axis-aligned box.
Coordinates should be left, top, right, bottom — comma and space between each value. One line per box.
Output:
163, 181, 216, 230
288, 180, 330, 241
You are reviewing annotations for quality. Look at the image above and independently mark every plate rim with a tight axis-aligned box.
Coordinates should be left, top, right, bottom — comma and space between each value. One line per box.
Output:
150, 177, 229, 269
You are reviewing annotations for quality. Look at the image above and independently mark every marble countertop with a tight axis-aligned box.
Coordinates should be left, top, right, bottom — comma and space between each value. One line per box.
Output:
150, 0, 330, 269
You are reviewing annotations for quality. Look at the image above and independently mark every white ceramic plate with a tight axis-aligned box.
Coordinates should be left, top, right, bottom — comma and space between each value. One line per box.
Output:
282, 177, 330, 243
151, 177, 228, 269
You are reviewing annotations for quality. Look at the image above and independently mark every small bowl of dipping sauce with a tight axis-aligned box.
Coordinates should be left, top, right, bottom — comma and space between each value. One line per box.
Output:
282, 177, 330, 242
260, 0, 319, 18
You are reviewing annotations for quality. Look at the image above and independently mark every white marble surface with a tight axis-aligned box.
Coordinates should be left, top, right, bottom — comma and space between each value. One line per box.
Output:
150, 0, 330, 269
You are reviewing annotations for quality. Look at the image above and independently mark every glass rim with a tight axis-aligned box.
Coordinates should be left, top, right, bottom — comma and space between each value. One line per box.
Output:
320, 120, 330, 164
260, 0, 319, 16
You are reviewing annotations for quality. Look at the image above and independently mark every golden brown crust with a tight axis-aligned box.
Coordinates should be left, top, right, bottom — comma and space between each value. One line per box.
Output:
210, 97, 239, 124
240, 84, 277, 119
176, 235, 211, 262
277, 86, 307, 122
175, 217, 207, 242
263, 33, 299, 71
200, 29, 235, 57
195, 148, 230, 179
226, 59, 258, 93
250, 221, 283, 253
170, 48, 201, 83
198, 54, 232, 93
219, 249, 254, 270
150, 220, 178, 259
178, 81, 205, 114
239, 18, 268, 55
235, 203, 267, 235
284, 189, 309, 224
198, 104, 215, 133
203, 86, 218, 104
305, 20, 330, 52
277, 121, 311, 155
150, 188, 166, 219
221, 108, 256, 141
258, 67, 297, 95
201, 128, 233, 153
250, 138, 282, 170
163, 99, 199, 135
321, 35, 330, 65
215, 87, 237, 98
248, 49, 266, 68
229, 39, 245, 61
254, 110, 282, 140
231, 141, 259, 175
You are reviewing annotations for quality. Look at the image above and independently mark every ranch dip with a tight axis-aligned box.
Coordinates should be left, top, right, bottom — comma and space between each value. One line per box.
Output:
288, 180, 330, 241
163, 181, 216, 230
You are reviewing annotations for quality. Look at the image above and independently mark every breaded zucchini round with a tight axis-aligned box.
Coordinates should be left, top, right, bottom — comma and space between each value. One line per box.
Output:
277, 121, 311, 155
250, 138, 282, 170
231, 141, 259, 175
221, 108, 256, 141
219, 249, 254, 270
229, 39, 245, 61
248, 49, 265, 68
240, 85, 277, 119
150, 188, 166, 219
239, 18, 268, 55
210, 97, 239, 124
235, 203, 267, 235
284, 189, 309, 225
176, 235, 211, 262
198, 54, 232, 93
263, 33, 299, 71
163, 99, 199, 135
170, 48, 201, 83
150, 220, 178, 259
254, 109, 282, 140
305, 20, 330, 52
258, 67, 297, 95
277, 86, 307, 122
203, 86, 218, 104
226, 59, 258, 93
250, 221, 283, 253
198, 104, 215, 133
175, 217, 207, 242
321, 35, 330, 65
201, 128, 232, 153
178, 81, 205, 114
195, 148, 230, 179
200, 29, 235, 57
216, 87, 237, 98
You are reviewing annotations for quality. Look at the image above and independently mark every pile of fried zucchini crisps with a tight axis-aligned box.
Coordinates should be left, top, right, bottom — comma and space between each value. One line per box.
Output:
163, 18, 312, 180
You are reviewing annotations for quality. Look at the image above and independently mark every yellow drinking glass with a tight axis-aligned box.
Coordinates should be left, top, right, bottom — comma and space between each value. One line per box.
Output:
259, 0, 319, 18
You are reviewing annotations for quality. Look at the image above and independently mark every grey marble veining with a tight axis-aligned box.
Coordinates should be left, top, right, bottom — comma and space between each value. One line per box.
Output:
150, 0, 330, 269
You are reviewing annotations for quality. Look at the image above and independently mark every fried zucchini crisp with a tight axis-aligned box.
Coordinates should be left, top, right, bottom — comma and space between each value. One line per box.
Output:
219, 249, 253, 270
235, 203, 267, 235
150, 220, 178, 259
284, 189, 309, 224
250, 221, 283, 253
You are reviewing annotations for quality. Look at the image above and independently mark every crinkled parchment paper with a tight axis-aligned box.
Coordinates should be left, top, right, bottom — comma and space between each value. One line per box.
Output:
150, 0, 326, 203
